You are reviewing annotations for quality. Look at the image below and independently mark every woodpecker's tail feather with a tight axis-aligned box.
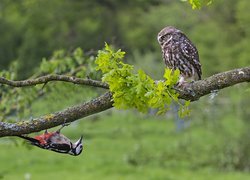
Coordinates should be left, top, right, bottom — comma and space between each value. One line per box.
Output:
17, 135, 40, 144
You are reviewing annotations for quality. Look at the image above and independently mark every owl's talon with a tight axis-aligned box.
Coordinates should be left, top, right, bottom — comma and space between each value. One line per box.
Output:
186, 88, 196, 97
175, 82, 196, 97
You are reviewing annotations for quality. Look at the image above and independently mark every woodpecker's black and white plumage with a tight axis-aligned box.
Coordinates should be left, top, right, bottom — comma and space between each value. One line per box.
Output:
18, 127, 83, 156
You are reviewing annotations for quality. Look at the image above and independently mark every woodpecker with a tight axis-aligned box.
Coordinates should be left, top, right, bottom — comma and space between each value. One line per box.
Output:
17, 126, 83, 156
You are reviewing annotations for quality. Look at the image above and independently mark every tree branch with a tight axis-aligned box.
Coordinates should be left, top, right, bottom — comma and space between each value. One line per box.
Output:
0, 67, 249, 137
0, 74, 109, 89
178, 66, 250, 101
0, 92, 113, 137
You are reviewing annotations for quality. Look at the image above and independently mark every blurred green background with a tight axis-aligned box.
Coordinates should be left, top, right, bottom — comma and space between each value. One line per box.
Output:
0, 0, 250, 179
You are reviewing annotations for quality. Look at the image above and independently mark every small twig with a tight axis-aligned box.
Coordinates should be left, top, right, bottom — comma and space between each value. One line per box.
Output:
0, 74, 109, 89
41, 82, 48, 90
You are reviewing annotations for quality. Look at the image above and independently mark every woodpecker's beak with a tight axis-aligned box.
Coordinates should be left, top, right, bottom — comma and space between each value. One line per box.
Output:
75, 135, 83, 145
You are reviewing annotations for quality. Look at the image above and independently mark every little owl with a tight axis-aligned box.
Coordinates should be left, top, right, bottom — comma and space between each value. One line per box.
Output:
157, 26, 202, 84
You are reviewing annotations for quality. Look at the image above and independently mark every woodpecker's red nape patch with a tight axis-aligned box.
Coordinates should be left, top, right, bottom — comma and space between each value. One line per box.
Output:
33, 131, 57, 145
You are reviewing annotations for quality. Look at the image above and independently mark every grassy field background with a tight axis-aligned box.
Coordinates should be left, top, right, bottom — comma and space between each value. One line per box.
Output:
1, 107, 250, 180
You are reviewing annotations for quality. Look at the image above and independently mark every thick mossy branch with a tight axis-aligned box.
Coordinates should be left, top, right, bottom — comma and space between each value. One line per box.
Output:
0, 67, 249, 137
0, 92, 113, 137
0, 74, 109, 89
178, 66, 250, 101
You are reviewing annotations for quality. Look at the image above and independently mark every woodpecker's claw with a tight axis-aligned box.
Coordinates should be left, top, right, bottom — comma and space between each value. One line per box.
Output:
56, 122, 71, 133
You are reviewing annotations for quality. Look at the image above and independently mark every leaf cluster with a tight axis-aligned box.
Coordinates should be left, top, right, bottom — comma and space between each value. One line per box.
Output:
182, 0, 213, 9
95, 44, 190, 117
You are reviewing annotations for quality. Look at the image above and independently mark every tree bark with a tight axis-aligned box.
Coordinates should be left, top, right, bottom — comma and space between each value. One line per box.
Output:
0, 74, 109, 89
178, 66, 250, 101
